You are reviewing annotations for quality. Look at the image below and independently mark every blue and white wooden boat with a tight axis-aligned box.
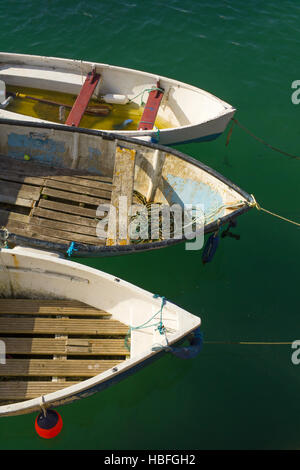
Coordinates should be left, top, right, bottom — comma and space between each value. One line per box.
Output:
0, 119, 253, 257
0, 246, 201, 417
0, 52, 235, 145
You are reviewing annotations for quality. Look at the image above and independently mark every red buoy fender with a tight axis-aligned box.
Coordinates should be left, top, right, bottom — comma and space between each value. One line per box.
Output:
35, 409, 63, 439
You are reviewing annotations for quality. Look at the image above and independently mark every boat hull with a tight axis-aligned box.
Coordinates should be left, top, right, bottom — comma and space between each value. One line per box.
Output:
0, 52, 236, 145
0, 118, 253, 257
0, 247, 200, 416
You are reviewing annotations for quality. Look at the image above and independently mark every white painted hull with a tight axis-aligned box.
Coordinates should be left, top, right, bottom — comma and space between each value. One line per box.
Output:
0, 247, 200, 417
0, 52, 235, 145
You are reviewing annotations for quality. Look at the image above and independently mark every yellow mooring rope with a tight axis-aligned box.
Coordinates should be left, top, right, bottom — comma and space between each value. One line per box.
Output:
249, 194, 300, 227
204, 341, 294, 345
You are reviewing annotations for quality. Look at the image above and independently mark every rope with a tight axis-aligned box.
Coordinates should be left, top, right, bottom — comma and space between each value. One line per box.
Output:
249, 194, 300, 227
39, 396, 47, 418
128, 87, 164, 106
125, 294, 166, 350
204, 341, 294, 345
226, 119, 300, 226
0, 228, 9, 248
203, 201, 245, 224
66, 242, 78, 257
130, 193, 246, 243
229, 118, 300, 161
225, 120, 235, 146
151, 125, 160, 143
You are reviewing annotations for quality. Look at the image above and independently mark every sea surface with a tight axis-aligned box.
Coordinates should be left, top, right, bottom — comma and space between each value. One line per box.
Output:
0, 0, 300, 450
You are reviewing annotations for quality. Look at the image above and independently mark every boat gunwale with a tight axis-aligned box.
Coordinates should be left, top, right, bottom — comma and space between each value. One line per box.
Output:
0, 117, 253, 257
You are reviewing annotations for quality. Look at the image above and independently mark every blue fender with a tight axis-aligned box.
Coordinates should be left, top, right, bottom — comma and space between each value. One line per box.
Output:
169, 327, 203, 359
202, 233, 219, 264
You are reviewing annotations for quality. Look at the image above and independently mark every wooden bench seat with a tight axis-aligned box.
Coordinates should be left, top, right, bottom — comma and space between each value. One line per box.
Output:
106, 145, 136, 246
138, 80, 164, 131
65, 70, 101, 127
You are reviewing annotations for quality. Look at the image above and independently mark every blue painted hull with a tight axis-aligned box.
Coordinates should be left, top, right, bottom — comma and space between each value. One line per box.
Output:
169, 132, 222, 146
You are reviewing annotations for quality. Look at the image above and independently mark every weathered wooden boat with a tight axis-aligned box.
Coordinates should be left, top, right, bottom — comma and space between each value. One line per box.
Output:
0, 52, 236, 145
0, 246, 201, 418
0, 119, 253, 256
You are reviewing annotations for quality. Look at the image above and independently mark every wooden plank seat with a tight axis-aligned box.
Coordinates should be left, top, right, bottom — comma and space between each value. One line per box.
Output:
0, 299, 130, 402
138, 80, 164, 131
65, 70, 101, 127
106, 145, 136, 246
0, 155, 113, 246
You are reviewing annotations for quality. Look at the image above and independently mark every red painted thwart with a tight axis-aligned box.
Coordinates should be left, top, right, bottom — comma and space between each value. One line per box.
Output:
65, 70, 101, 127
138, 80, 164, 131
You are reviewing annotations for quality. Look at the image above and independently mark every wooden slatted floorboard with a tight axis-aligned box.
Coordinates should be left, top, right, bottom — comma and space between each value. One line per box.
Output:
0, 156, 113, 246
0, 299, 130, 402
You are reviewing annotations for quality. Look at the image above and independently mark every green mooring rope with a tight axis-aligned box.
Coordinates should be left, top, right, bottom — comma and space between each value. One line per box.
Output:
125, 294, 166, 350
128, 87, 164, 106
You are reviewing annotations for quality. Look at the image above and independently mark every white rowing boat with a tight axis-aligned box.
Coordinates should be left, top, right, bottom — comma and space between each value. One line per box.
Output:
0, 246, 201, 417
0, 52, 235, 145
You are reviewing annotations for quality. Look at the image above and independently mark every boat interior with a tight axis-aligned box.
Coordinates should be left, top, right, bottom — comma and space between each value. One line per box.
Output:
0, 53, 232, 131
0, 298, 130, 405
0, 121, 249, 251
0, 245, 186, 409
0, 61, 176, 130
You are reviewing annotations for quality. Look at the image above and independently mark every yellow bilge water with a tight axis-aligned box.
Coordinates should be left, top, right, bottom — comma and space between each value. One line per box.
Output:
6, 85, 172, 131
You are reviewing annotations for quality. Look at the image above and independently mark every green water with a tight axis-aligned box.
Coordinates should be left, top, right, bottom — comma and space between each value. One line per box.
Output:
1, 0, 300, 450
